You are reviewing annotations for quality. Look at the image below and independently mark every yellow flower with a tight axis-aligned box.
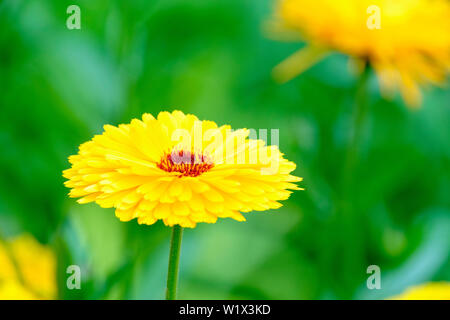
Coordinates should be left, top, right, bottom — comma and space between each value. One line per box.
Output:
0, 235, 57, 299
63, 110, 302, 228
0, 280, 40, 300
391, 282, 450, 300
272, 0, 450, 107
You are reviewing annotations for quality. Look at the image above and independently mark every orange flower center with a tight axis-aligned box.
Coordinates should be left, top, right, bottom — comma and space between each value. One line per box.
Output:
157, 150, 214, 177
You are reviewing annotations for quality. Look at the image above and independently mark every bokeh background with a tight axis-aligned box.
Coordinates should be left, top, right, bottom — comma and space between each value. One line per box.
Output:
0, 0, 449, 299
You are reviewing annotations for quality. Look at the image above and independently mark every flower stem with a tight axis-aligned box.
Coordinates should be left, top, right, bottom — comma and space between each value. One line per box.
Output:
343, 63, 371, 191
339, 63, 371, 295
165, 225, 183, 300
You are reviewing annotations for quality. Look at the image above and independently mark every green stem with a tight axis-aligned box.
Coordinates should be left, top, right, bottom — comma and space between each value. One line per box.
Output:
338, 63, 371, 296
165, 225, 183, 300
343, 63, 371, 192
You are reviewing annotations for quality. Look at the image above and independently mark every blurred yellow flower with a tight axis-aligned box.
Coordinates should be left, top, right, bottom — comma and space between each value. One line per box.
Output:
391, 282, 450, 300
63, 110, 302, 228
272, 0, 450, 107
0, 235, 56, 300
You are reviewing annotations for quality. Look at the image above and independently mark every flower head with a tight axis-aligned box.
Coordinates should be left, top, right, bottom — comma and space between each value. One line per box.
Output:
63, 111, 302, 228
0, 235, 56, 299
272, 0, 450, 107
390, 282, 450, 300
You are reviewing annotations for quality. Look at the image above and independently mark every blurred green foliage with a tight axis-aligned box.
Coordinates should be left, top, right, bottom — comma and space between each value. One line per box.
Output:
0, 0, 449, 299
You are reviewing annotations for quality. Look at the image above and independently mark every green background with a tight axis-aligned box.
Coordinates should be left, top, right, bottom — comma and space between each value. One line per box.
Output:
0, 0, 449, 299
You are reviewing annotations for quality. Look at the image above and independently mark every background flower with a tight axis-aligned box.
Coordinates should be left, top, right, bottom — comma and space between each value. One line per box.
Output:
0, 235, 56, 299
391, 282, 450, 300
272, 0, 450, 107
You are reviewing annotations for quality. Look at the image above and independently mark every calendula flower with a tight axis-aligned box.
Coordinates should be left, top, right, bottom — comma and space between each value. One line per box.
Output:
0, 235, 56, 299
63, 110, 302, 229
272, 0, 450, 107
391, 282, 450, 300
